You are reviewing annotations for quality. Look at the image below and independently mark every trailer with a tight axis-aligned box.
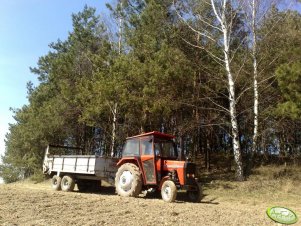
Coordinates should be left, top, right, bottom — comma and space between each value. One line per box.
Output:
43, 145, 118, 192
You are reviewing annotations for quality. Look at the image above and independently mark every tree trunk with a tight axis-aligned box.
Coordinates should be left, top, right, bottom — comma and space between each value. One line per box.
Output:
222, 22, 244, 181
206, 134, 211, 171
251, 0, 259, 155
111, 2, 123, 157
110, 103, 118, 157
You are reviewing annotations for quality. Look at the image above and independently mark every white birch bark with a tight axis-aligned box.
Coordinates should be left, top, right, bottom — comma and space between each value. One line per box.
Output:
211, 0, 244, 180
118, 6, 122, 55
111, 102, 118, 157
110, 1, 123, 157
251, 0, 259, 155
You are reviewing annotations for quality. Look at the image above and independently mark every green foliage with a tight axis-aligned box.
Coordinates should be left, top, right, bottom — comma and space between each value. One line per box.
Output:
0, 163, 23, 184
30, 170, 47, 183
276, 62, 301, 119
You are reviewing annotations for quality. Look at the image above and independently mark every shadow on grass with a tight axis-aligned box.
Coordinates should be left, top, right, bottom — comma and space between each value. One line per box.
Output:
76, 182, 222, 204
75, 185, 116, 196
142, 191, 219, 204
176, 193, 219, 204
99, 186, 116, 195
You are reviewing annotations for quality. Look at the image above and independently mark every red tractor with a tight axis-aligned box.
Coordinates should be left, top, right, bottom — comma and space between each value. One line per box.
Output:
115, 131, 201, 202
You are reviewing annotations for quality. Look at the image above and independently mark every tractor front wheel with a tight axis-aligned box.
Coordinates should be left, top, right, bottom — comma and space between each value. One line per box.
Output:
115, 163, 142, 197
161, 180, 177, 203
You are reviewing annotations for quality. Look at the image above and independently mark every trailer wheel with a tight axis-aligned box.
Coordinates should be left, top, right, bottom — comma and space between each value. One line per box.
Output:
187, 183, 202, 203
161, 180, 177, 203
51, 175, 62, 191
61, 175, 75, 192
115, 163, 142, 197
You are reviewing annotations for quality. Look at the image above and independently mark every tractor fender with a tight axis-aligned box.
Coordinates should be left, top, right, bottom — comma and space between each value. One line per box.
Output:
117, 157, 140, 167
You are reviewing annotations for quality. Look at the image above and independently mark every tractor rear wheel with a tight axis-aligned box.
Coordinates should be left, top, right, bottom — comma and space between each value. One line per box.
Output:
51, 175, 62, 191
187, 183, 202, 202
61, 175, 75, 192
115, 163, 142, 197
161, 180, 177, 202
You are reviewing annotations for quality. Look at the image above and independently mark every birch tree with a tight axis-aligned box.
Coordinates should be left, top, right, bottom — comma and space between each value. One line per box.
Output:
250, 0, 259, 155
107, 1, 125, 157
241, 0, 296, 159
242, 0, 271, 169
174, 0, 245, 180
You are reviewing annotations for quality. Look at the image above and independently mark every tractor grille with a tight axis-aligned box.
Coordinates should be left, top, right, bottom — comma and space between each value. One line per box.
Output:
184, 162, 196, 185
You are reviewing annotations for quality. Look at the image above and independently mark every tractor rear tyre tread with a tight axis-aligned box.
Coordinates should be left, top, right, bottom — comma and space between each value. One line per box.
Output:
115, 163, 142, 197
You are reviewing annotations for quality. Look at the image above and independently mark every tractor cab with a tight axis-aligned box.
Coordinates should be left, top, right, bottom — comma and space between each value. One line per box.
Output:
115, 131, 201, 202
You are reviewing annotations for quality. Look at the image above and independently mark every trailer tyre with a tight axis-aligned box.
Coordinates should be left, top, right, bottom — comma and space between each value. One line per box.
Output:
61, 175, 75, 192
51, 175, 62, 191
115, 163, 142, 197
161, 180, 177, 203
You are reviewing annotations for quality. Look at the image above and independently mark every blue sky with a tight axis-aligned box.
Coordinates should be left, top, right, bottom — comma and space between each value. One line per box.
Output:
0, 0, 110, 159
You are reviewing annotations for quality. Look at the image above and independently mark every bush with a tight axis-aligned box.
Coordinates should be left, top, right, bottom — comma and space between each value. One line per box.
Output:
30, 170, 46, 183
0, 164, 23, 184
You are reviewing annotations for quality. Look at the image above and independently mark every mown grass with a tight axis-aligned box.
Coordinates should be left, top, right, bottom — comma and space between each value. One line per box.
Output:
201, 165, 301, 207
